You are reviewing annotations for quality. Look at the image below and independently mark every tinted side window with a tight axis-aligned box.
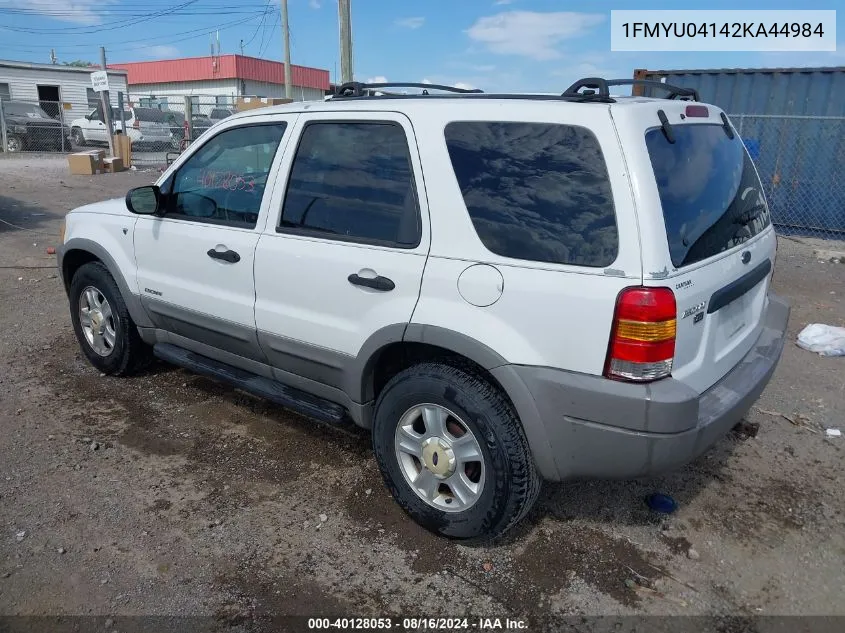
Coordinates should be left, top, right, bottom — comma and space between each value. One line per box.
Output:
444, 122, 618, 267
279, 122, 420, 247
167, 123, 286, 228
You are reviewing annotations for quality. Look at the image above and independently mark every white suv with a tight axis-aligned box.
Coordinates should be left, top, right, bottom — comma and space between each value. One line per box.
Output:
70, 105, 173, 148
57, 79, 790, 540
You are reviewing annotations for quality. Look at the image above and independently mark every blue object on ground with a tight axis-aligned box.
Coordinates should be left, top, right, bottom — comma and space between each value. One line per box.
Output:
645, 493, 678, 514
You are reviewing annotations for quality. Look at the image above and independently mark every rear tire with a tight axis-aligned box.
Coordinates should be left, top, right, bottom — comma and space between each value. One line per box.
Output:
372, 362, 541, 541
69, 262, 151, 376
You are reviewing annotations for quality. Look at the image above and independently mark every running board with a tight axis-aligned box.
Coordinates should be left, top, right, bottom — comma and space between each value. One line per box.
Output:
153, 343, 349, 426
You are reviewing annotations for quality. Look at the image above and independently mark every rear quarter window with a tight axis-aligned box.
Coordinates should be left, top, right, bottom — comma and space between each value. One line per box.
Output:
444, 121, 618, 267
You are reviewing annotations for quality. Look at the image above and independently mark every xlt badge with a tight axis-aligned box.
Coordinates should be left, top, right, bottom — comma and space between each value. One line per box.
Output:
681, 301, 706, 319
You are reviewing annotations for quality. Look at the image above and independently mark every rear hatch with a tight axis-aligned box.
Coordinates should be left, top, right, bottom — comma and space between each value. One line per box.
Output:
613, 100, 776, 394
132, 107, 172, 138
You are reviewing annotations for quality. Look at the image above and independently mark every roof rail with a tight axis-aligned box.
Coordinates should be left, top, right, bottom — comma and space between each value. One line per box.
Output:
562, 77, 699, 101
333, 81, 484, 98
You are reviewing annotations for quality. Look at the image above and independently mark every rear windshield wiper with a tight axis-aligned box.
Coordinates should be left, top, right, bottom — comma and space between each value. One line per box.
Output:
733, 204, 766, 226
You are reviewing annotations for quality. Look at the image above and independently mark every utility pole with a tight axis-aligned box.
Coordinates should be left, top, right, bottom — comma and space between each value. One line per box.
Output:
338, 0, 353, 83
240, 39, 244, 56
100, 46, 115, 159
281, 0, 292, 99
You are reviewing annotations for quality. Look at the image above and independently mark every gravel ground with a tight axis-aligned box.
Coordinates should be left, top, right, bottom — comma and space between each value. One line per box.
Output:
1, 157, 844, 630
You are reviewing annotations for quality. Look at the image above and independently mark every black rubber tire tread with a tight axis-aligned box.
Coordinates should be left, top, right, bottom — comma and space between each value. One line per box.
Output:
372, 362, 541, 541
68, 261, 151, 376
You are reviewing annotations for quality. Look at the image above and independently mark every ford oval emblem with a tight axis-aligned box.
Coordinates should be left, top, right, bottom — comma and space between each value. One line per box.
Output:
741, 251, 751, 264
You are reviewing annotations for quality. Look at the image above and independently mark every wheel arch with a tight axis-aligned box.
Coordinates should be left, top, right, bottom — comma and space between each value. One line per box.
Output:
59, 238, 153, 328
351, 325, 557, 480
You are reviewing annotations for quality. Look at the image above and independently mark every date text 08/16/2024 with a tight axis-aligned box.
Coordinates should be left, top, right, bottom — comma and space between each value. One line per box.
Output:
307, 617, 529, 630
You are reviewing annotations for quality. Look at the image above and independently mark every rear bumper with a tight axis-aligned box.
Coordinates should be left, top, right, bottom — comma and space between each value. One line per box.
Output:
492, 292, 790, 481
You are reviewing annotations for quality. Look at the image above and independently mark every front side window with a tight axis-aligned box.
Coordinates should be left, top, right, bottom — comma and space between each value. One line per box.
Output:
279, 122, 420, 247
444, 121, 618, 267
166, 123, 287, 228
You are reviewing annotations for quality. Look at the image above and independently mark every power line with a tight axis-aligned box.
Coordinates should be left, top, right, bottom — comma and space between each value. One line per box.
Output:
0, 0, 203, 35
241, 0, 273, 51
1, 14, 265, 52
258, 18, 278, 59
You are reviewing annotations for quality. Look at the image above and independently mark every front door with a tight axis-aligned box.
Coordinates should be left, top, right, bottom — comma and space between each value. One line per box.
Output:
134, 118, 294, 361
253, 112, 430, 397
85, 107, 108, 143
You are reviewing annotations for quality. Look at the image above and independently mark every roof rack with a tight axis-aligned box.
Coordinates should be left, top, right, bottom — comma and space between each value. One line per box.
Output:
562, 77, 700, 101
333, 81, 484, 98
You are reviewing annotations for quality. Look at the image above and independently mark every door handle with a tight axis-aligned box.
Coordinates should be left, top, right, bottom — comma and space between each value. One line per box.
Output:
207, 248, 241, 263
348, 273, 395, 292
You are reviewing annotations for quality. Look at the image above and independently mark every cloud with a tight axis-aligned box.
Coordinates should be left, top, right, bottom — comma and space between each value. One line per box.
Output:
308, 0, 321, 8
494, 0, 514, 4
142, 45, 180, 59
0, 0, 109, 25
466, 11, 605, 60
395, 17, 425, 29
366, 76, 388, 84
421, 78, 433, 84
453, 81, 476, 90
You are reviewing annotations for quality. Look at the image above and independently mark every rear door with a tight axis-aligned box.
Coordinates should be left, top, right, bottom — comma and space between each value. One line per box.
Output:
85, 107, 108, 142
614, 101, 776, 394
253, 111, 430, 394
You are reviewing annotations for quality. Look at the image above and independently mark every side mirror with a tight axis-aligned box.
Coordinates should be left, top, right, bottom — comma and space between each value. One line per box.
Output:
126, 186, 162, 215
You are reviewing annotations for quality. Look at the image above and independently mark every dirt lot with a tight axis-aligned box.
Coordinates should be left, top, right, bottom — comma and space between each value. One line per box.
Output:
1, 157, 844, 629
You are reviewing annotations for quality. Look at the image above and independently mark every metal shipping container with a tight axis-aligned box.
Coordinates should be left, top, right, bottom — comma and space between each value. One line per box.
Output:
633, 67, 845, 238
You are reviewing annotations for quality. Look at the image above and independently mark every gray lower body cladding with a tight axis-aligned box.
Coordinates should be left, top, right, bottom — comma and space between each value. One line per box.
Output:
494, 292, 790, 482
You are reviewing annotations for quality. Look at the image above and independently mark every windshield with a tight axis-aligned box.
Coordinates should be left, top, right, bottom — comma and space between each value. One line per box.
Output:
646, 123, 771, 268
5, 102, 51, 118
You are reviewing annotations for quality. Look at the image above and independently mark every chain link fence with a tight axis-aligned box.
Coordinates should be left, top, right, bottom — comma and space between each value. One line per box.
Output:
731, 114, 845, 241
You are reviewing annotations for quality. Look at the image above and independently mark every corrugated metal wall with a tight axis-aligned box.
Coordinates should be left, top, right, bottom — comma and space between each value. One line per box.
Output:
0, 66, 128, 122
635, 67, 845, 237
635, 67, 845, 116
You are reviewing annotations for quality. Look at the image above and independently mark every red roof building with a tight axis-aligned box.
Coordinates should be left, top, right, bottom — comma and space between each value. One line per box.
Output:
109, 55, 330, 103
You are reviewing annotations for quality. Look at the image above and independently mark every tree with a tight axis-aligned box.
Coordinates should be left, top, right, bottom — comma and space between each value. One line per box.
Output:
62, 60, 94, 67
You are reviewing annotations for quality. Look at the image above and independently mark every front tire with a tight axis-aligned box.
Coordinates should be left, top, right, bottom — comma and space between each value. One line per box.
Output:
6, 134, 23, 153
69, 262, 150, 375
372, 362, 541, 541
71, 128, 86, 147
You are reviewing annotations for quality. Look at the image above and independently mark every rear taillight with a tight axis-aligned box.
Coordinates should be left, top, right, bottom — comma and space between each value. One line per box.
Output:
133, 119, 140, 129
604, 287, 677, 382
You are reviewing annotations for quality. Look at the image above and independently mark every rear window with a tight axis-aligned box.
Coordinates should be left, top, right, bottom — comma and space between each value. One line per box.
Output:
133, 107, 169, 123
646, 123, 771, 268
444, 122, 618, 267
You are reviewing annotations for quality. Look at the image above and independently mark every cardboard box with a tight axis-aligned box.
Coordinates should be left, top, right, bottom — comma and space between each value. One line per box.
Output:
85, 149, 106, 172
236, 97, 293, 112
113, 134, 132, 168
68, 152, 96, 175
104, 157, 125, 173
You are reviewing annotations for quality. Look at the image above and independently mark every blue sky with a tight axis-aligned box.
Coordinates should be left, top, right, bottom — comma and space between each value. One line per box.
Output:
0, 0, 841, 91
